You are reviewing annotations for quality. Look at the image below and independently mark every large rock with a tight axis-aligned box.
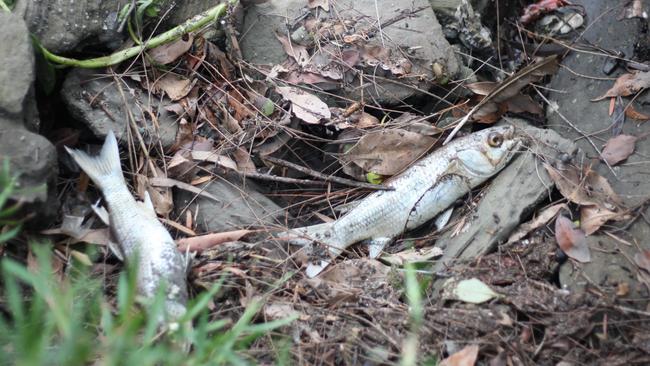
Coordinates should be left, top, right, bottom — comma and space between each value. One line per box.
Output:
432, 119, 577, 274
61, 68, 179, 150
240, 0, 459, 105
174, 174, 285, 233
0, 128, 59, 221
545, 0, 650, 302
0, 11, 34, 116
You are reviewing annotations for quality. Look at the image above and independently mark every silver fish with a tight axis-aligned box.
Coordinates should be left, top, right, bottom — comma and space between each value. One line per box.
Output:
284, 126, 522, 277
65, 131, 188, 320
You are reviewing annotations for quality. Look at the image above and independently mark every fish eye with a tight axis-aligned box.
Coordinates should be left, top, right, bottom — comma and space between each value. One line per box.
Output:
487, 132, 503, 147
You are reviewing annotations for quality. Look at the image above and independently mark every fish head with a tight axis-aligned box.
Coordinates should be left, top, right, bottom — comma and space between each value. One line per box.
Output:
455, 126, 521, 178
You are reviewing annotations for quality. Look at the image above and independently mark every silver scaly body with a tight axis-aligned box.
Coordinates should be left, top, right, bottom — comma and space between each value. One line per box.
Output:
285, 126, 522, 277
66, 131, 188, 320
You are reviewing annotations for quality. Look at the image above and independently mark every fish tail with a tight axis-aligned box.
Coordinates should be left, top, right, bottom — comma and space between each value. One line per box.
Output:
280, 222, 346, 278
65, 131, 124, 192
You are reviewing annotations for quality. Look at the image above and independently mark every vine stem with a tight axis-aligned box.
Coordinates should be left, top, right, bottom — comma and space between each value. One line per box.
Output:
34, 2, 229, 68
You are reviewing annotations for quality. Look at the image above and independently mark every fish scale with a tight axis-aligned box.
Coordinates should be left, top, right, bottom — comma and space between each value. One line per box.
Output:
284, 125, 522, 277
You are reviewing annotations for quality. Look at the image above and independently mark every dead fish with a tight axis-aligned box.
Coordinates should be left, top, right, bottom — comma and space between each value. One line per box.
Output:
65, 131, 188, 320
283, 126, 522, 277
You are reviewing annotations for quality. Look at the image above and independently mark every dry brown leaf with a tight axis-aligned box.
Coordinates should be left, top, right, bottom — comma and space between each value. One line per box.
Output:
307, 0, 329, 11
544, 164, 623, 210
232, 147, 256, 174
555, 215, 591, 262
344, 129, 434, 175
191, 151, 238, 170
357, 112, 379, 128
601, 134, 637, 165
580, 205, 621, 235
593, 71, 650, 101
137, 171, 173, 216
465, 81, 497, 95
149, 177, 220, 203
155, 74, 193, 101
625, 103, 650, 121
264, 303, 300, 321
507, 203, 567, 244
177, 229, 252, 252
634, 249, 650, 272
275, 34, 309, 67
148, 34, 194, 64
439, 345, 479, 366
505, 94, 544, 115
277, 86, 331, 124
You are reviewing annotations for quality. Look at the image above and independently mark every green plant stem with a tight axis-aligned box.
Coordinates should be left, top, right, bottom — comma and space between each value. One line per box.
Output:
35, 3, 228, 68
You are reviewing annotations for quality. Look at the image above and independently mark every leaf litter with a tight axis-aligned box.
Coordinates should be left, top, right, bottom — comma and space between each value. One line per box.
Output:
35, 0, 650, 364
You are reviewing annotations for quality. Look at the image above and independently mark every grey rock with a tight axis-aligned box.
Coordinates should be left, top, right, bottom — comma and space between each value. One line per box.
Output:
432, 118, 577, 273
174, 174, 285, 233
61, 68, 178, 150
0, 11, 34, 115
0, 127, 58, 222
240, 0, 459, 105
545, 0, 650, 301
13, 0, 126, 54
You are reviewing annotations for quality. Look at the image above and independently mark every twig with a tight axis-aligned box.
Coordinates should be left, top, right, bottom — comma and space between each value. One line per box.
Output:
33, 2, 230, 68
263, 156, 394, 191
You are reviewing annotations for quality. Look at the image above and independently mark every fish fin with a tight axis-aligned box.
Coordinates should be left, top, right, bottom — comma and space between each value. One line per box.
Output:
434, 207, 454, 231
91, 199, 110, 226
107, 239, 124, 261
306, 260, 331, 278
366, 237, 392, 259
64, 131, 123, 192
280, 222, 348, 277
140, 191, 156, 215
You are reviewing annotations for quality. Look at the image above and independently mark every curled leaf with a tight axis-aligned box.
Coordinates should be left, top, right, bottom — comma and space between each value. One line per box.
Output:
277, 86, 331, 124
592, 71, 650, 101
555, 215, 591, 262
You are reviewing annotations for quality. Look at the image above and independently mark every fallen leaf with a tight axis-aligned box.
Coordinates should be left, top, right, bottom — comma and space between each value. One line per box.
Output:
357, 112, 379, 128
555, 215, 591, 262
277, 86, 331, 124
601, 134, 637, 165
307, 0, 329, 11
520, 0, 569, 24
380, 247, 443, 266
465, 81, 496, 95
275, 34, 309, 67
149, 176, 220, 203
439, 345, 479, 366
593, 71, 650, 101
177, 229, 252, 252
232, 147, 256, 174
264, 303, 300, 320
147, 34, 194, 64
634, 249, 650, 272
155, 74, 193, 101
343, 129, 434, 175
451, 278, 500, 304
191, 151, 238, 170
580, 205, 621, 235
505, 94, 544, 115
625, 103, 650, 121
507, 203, 567, 243
544, 164, 623, 210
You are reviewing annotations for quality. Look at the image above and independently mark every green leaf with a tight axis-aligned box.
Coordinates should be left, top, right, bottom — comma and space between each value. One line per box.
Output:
453, 278, 500, 304
366, 172, 384, 184
0, 225, 21, 244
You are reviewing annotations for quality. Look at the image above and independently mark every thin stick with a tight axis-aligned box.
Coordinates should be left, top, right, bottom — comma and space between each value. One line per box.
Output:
263, 156, 394, 191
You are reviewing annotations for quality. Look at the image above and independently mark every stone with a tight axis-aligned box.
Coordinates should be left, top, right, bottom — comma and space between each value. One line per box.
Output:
174, 173, 285, 233
0, 127, 59, 223
545, 0, 650, 302
240, 0, 460, 105
0, 11, 34, 115
432, 118, 577, 273
61, 68, 178, 150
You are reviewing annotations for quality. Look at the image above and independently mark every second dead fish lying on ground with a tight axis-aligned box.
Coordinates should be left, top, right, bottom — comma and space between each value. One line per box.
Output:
281, 126, 523, 277
66, 131, 189, 322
